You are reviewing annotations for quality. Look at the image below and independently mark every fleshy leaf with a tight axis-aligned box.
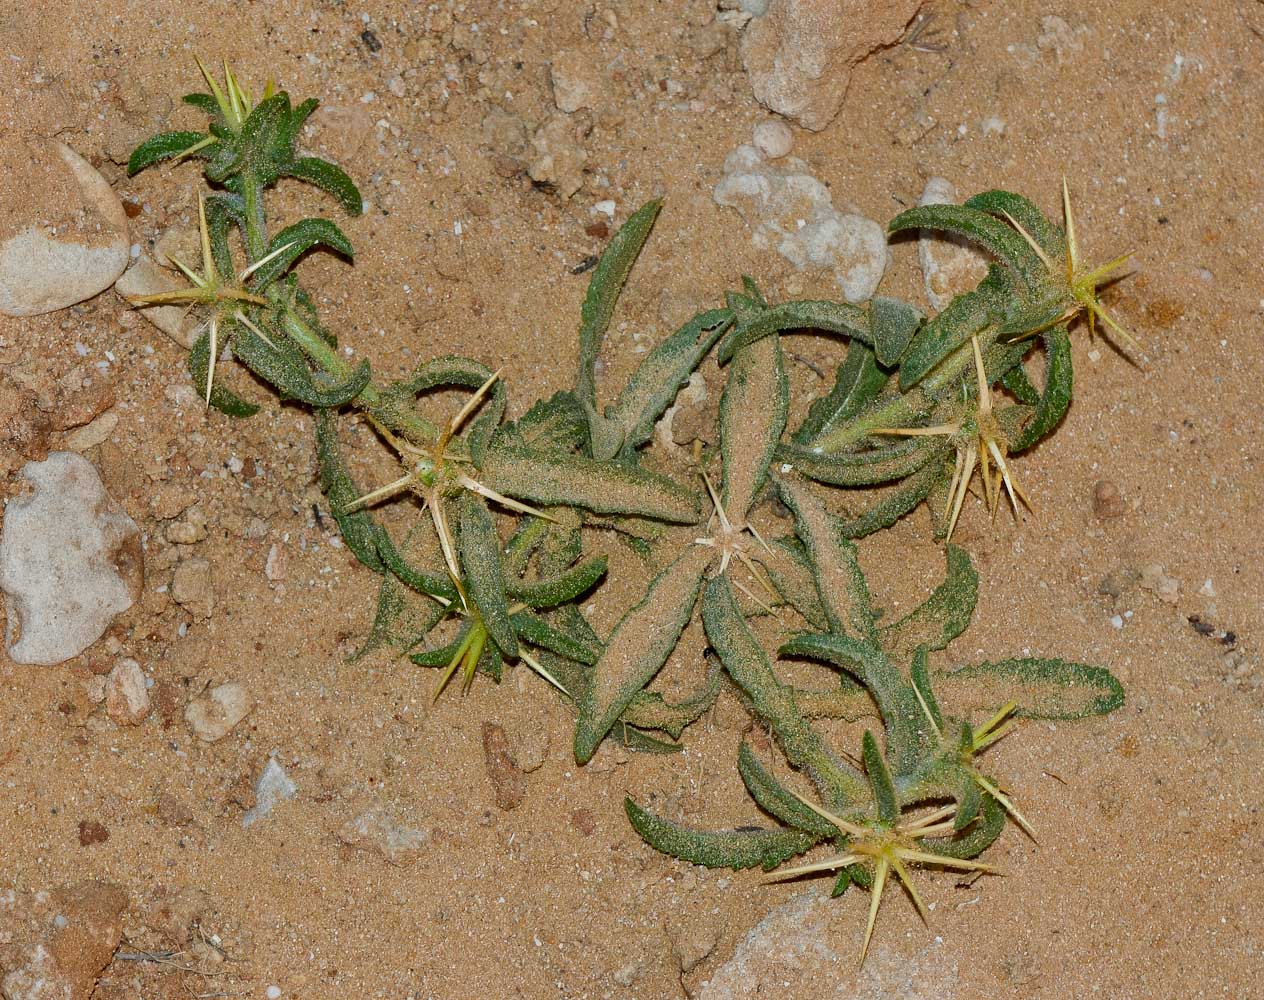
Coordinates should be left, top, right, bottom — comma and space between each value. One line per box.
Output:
621, 656, 723, 739
963, 190, 1065, 261
702, 575, 866, 804
757, 537, 827, 630
888, 203, 1046, 290
375, 525, 459, 601
573, 545, 711, 763
737, 743, 839, 837
351, 571, 446, 662
574, 200, 662, 453
127, 131, 210, 175
507, 556, 607, 608
862, 730, 898, 826
188, 328, 259, 417
794, 341, 888, 446
717, 299, 870, 365
878, 543, 978, 660
456, 493, 519, 659
284, 156, 363, 215
595, 307, 733, 461
869, 296, 924, 367
479, 446, 700, 523
1008, 326, 1073, 451
234, 320, 371, 408
776, 478, 877, 641
315, 410, 384, 572
510, 610, 598, 665
778, 438, 935, 488
248, 217, 354, 289
898, 265, 1018, 391
934, 658, 1125, 720
496, 390, 588, 454
625, 798, 818, 871
720, 331, 788, 522
779, 632, 927, 777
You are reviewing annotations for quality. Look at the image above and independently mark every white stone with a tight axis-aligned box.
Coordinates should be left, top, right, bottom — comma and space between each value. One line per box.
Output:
184, 681, 253, 742
242, 758, 298, 828
62, 410, 118, 453
104, 658, 150, 726
0, 141, 130, 316
0, 452, 142, 665
714, 144, 887, 301
700, 889, 959, 998
338, 802, 430, 864
550, 49, 603, 113
751, 119, 793, 159
917, 176, 991, 312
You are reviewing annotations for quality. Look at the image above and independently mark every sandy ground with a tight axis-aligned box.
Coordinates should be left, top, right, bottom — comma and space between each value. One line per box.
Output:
1, 1, 1262, 997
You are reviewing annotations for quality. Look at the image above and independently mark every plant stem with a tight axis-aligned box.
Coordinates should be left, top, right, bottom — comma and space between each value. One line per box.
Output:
279, 306, 439, 445
241, 171, 268, 262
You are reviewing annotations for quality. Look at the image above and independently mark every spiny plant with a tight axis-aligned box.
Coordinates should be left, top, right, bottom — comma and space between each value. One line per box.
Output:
127, 62, 721, 755
721, 186, 1140, 541
626, 476, 1124, 961
126, 62, 1132, 958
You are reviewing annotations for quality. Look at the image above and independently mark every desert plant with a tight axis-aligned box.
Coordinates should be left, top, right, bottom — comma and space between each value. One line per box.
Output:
626, 476, 1124, 960
126, 61, 1131, 959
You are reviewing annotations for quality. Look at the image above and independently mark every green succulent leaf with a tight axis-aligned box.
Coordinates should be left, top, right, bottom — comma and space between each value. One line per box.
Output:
737, 743, 839, 837
869, 296, 924, 367
248, 217, 354, 289
779, 632, 927, 776
612, 723, 686, 754
862, 730, 898, 827
234, 319, 371, 408
284, 156, 364, 215
720, 331, 788, 522
594, 306, 733, 461
794, 341, 889, 447
922, 788, 1005, 860
507, 556, 607, 608
621, 656, 723, 739
374, 525, 459, 601
573, 545, 711, 763
510, 609, 598, 665
574, 200, 662, 453
315, 409, 384, 572
702, 575, 866, 804
188, 328, 259, 418
963, 190, 1065, 261
203, 194, 245, 276
496, 390, 588, 454
1008, 326, 1073, 451
909, 648, 944, 732
717, 299, 870, 365
888, 203, 1046, 290
757, 537, 828, 630
878, 543, 978, 660
127, 131, 210, 175
836, 459, 941, 540
777, 438, 935, 488
456, 493, 519, 659
181, 93, 220, 114
776, 478, 877, 641
625, 798, 818, 871
480, 445, 701, 523
898, 265, 1018, 391
934, 658, 1125, 720
351, 571, 447, 662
